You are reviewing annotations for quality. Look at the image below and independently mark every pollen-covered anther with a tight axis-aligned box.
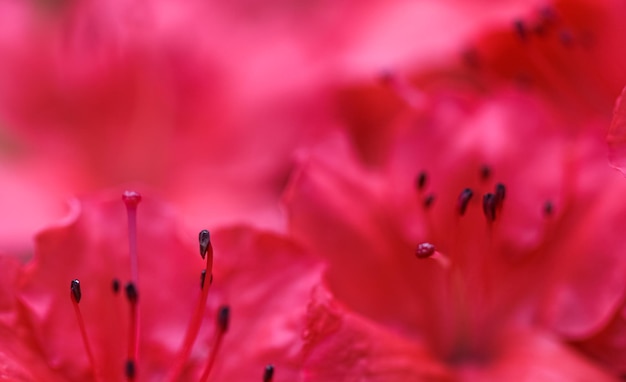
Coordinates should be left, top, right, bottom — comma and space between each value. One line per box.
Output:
457, 188, 474, 216
415, 242, 436, 259
122, 190, 142, 208
263, 364, 275, 382
483, 193, 497, 222
199, 229, 211, 260
70, 279, 82, 303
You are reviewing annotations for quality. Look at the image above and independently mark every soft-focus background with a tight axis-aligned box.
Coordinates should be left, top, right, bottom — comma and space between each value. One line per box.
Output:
0, 0, 615, 257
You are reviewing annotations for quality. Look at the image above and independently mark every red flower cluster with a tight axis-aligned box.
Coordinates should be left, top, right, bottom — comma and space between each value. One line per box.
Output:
1, 0, 626, 381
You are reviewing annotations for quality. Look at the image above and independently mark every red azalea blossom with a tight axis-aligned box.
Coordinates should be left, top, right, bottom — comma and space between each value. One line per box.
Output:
284, 80, 626, 379
0, 190, 325, 381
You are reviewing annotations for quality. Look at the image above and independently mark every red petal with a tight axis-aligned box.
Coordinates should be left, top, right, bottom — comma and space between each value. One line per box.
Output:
463, 329, 616, 381
204, 227, 325, 380
301, 286, 452, 381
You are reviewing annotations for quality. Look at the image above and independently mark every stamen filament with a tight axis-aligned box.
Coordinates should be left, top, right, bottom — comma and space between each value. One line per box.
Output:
167, 230, 215, 381
125, 282, 139, 381
70, 279, 99, 381
199, 306, 230, 382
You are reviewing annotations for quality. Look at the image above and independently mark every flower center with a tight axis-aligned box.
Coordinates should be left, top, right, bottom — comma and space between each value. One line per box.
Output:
411, 165, 540, 367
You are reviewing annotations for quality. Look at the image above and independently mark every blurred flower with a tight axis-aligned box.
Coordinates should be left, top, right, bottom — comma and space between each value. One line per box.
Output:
0, 0, 545, 254
0, 190, 324, 381
282, 1, 626, 377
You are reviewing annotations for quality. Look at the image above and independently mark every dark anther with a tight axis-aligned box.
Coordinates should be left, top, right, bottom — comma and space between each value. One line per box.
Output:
514, 19, 528, 41
125, 282, 139, 304
70, 279, 82, 304
494, 183, 506, 209
125, 359, 136, 379
263, 364, 275, 382
112, 278, 120, 294
415, 242, 436, 259
480, 165, 492, 181
217, 305, 231, 333
199, 229, 211, 260
200, 270, 207, 290
423, 193, 436, 209
543, 201, 554, 216
416, 171, 428, 191
482, 193, 497, 222
457, 188, 473, 216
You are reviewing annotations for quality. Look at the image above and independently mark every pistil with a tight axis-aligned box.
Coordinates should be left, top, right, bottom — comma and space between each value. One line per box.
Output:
123, 191, 142, 380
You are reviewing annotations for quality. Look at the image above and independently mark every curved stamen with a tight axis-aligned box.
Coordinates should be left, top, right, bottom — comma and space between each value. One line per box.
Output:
70, 279, 99, 381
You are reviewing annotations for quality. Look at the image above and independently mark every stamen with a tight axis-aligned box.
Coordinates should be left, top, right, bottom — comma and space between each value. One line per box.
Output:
167, 230, 215, 381
199, 229, 211, 260
494, 183, 506, 210
71, 279, 82, 303
482, 193, 497, 222
543, 200, 554, 216
416, 171, 428, 191
200, 270, 207, 290
125, 282, 139, 381
125, 360, 136, 380
199, 305, 231, 382
70, 279, 98, 380
122, 191, 142, 380
423, 193, 436, 209
480, 165, 491, 181
263, 364, 275, 382
514, 19, 528, 42
416, 242, 436, 259
456, 188, 473, 216
112, 278, 120, 294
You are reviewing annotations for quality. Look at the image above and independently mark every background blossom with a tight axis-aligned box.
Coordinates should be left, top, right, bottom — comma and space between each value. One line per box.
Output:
0, 0, 546, 255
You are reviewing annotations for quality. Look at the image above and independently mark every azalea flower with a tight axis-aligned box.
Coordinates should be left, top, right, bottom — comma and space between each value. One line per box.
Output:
0, 189, 325, 381
285, 95, 626, 379
283, 36, 626, 379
